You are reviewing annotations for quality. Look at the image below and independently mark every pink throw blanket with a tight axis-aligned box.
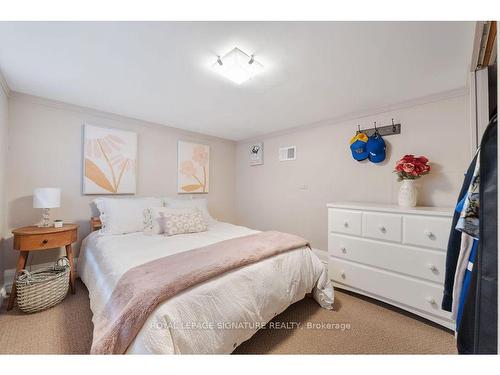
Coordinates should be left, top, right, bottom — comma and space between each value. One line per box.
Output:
91, 231, 310, 354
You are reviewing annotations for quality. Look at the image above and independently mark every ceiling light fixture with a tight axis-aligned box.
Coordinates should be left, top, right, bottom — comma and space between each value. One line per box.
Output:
211, 47, 264, 85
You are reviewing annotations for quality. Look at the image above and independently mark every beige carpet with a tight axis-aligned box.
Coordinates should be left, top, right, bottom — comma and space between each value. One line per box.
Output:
0, 279, 456, 354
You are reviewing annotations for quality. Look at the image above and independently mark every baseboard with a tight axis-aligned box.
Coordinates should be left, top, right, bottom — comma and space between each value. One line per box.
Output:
3, 268, 16, 293
0, 286, 6, 310
312, 248, 328, 266
2, 257, 78, 298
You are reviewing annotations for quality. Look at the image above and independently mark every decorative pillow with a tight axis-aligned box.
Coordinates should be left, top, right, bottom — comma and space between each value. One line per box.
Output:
94, 197, 163, 235
166, 198, 217, 225
143, 207, 200, 235
162, 210, 208, 236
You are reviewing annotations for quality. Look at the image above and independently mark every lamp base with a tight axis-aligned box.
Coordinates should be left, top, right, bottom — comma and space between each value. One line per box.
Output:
38, 208, 52, 227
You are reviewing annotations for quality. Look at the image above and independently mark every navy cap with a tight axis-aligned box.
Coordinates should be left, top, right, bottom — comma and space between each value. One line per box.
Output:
366, 133, 386, 163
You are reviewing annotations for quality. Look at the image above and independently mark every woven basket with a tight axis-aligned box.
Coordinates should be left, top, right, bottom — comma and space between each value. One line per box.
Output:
16, 257, 70, 313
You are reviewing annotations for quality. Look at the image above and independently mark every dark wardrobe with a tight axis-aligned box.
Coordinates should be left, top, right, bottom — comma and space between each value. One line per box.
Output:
443, 25, 498, 352
456, 113, 498, 354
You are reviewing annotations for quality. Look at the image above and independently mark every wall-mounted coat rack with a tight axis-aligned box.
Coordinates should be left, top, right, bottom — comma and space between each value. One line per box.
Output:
357, 119, 401, 137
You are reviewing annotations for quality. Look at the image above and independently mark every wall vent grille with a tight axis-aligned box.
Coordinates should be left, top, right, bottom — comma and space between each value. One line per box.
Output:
279, 146, 296, 161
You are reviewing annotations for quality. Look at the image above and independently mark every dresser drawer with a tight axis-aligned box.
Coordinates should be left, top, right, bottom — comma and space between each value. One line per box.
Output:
362, 212, 402, 242
403, 215, 451, 250
328, 209, 362, 236
329, 234, 445, 283
329, 258, 452, 319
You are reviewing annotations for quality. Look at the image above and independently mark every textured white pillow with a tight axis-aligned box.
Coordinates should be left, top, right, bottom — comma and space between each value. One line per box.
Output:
143, 207, 199, 235
95, 197, 163, 235
166, 198, 217, 225
162, 210, 208, 236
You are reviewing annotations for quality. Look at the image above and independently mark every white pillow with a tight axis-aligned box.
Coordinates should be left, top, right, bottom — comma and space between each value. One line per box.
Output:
95, 197, 163, 235
165, 198, 217, 225
143, 207, 200, 235
162, 209, 208, 236
161, 197, 177, 207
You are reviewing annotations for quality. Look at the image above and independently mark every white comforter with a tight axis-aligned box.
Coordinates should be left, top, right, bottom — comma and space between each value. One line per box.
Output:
78, 222, 334, 354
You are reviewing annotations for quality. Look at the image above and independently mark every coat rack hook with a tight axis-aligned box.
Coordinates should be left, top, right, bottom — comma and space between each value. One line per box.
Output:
356, 124, 361, 134
392, 118, 396, 133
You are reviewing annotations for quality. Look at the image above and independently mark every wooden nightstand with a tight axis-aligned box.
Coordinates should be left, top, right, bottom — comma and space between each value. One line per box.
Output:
6, 224, 79, 311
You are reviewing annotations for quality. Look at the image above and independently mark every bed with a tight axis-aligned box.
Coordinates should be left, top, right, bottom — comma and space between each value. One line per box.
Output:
78, 217, 334, 354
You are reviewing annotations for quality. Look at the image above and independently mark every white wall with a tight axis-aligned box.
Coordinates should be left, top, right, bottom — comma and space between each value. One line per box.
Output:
235, 92, 472, 251
2, 93, 236, 270
1, 89, 473, 272
0, 80, 8, 284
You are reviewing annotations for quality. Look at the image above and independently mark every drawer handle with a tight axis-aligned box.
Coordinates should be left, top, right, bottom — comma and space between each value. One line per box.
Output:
379, 225, 387, 233
341, 247, 347, 254
42, 239, 48, 244
424, 230, 435, 239
340, 271, 346, 279
425, 297, 436, 305
343, 221, 349, 228
427, 264, 438, 273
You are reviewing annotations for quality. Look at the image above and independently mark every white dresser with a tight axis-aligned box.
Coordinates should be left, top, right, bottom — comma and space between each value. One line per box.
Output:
327, 202, 454, 329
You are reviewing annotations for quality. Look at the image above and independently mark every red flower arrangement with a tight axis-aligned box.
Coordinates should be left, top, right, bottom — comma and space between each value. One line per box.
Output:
394, 155, 431, 181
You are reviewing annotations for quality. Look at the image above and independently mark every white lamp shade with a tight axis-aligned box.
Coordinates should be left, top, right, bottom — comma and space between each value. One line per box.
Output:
33, 188, 61, 209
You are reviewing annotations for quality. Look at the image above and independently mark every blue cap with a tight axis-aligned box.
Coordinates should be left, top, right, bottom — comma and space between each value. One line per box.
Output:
366, 133, 386, 163
349, 132, 369, 161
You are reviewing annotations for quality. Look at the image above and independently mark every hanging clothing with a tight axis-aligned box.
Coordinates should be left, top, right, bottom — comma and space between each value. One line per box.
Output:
455, 152, 480, 239
451, 233, 474, 322
442, 153, 478, 311
450, 154, 481, 328
455, 238, 478, 328
456, 113, 497, 354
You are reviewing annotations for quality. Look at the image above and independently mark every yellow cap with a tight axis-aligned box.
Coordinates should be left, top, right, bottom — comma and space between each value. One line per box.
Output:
349, 132, 368, 146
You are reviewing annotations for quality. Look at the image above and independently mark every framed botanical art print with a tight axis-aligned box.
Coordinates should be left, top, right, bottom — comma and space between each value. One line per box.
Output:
249, 142, 264, 166
83, 124, 137, 194
178, 141, 210, 193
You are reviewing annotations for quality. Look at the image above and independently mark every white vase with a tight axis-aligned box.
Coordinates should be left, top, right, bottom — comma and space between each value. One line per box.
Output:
398, 179, 417, 207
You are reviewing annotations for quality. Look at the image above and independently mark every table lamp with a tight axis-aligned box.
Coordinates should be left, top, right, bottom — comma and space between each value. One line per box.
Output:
33, 188, 61, 227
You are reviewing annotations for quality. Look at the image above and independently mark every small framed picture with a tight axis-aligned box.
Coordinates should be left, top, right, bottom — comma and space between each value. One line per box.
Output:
250, 142, 264, 166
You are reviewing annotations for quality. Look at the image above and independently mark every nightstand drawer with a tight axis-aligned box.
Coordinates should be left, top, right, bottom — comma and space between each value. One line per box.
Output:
14, 230, 76, 250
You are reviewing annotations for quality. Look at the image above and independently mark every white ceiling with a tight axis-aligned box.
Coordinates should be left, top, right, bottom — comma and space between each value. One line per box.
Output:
0, 22, 475, 141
